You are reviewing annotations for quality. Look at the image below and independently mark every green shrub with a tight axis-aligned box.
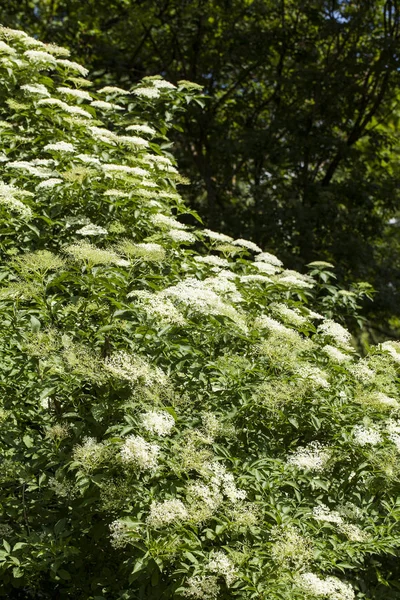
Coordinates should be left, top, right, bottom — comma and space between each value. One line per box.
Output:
0, 25, 399, 600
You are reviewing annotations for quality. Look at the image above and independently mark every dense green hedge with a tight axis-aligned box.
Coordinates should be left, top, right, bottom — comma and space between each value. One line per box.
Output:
0, 26, 400, 599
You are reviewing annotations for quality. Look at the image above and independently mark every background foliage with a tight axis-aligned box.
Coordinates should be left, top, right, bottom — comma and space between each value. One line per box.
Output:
1, 0, 400, 339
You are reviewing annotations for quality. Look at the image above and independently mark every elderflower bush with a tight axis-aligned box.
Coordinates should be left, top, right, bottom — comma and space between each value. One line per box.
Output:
1, 26, 400, 600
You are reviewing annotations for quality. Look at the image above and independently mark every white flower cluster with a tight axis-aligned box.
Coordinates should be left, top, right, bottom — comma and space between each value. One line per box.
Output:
76, 223, 108, 236
318, 319, 352, 348
21, 83, 50, 96
270, 525, 312, 568
65, 241, 122, 266
231, 238, 262, 253
0, 181, 32, 219
151, 213, 187, 230
374, 393, 399, 409
7, 160, 56, 178
240, 274, 272, 284
56, 58, 89, 76
349, 360, 376, 383
167, 229, 196, 244
72, 437, 107, 473
57, 86, 92, 101
296, 364, 330, 389
338, 523, 369, 542
102, 163, 149, 177
271, 303, 307, 327
105, 351, 167, 387
98, 85, 130, 95
142, 411, 175, 436
122, 242, 166, 262
126, 123, 156, 136
109, 520, 131, 548
133, 87, 161, 99
128, 290, 185, 325
120, 435, 159, 471
38, 97, 92, 118
256, 315, 297, 337
161, 278, 245, 329
276, 270, 314, 289
195, 255, 230, 269
352, 424, 382, 446
253, 261, 280, 275
298, 572, 354, 600
287, 442, 330, 472
184, 575, 219, 600
381, 341, 400, 363
207, 462, 246, 503
147, 498, 188, 528
206, 551, 236, 586
203, 229, 233, 243
323, 344, 352, 363
313, 504, 344, 524
24, 49, 57, 67
44, 140, 76, 154
255, 251, 283, 266
36, 178, 63, 189
91, 100, 123, 111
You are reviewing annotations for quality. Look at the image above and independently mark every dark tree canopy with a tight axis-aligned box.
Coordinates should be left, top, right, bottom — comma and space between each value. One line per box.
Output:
2, 0, 400, 337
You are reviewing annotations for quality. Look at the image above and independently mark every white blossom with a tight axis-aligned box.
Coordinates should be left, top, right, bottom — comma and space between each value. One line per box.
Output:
44, 141, 75, 153
56, 58, 89, 76
0, 41, 16, 54
195, 255, 230, 268
98, 86, 130, 95
7, 160, 56, 178
381, 341, 400, 363
323, 345, 352, 363
350, 360, 376, 383
319, 319, 352, 348
373, 393, 399, 408
120, 435, 159, 471
36, 178, 63, 189
91, 100, 123, 110
24, 50, 57, 67
76, 224, 108, 236
206, 552, 236, 587
167, 229, 196, 244
147, 499, 188, 527
151, 213, 187, 229
152, 79, 176, 89
184, 575, 219, 600
298, 573, 354, 600
0, 181, 32, 218
57, 86, 92, 101
313, 504, 344, 524
240, 274, 273, 284
276, 271, 314, 288
207, 462, 246, 503
133, 87, 161, 99
142, 411, 175, 436
21, 83, 50, 96
287, 442, 330, 472
253, 261, 280, 275
105, 351, 167, 387
122, 242, 166, 262
126, 124, 156, 136
296, 364, 330, 388
203, 229, 234, 243
231, 238, 262, 253
352, 425, 382, 446
271, 303, 307, 327
255, 251, 283, 266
